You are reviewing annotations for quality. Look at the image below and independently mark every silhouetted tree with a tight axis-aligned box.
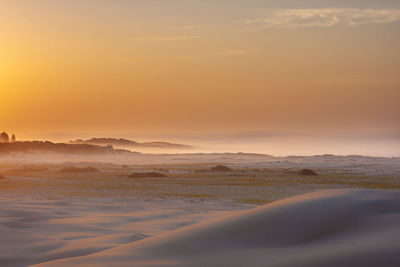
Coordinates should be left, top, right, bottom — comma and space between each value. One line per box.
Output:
11, 134, 16, 142
0, 132, 9, 142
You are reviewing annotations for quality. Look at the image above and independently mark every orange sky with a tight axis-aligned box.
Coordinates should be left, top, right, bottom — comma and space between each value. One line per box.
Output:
1, 1, 400, 140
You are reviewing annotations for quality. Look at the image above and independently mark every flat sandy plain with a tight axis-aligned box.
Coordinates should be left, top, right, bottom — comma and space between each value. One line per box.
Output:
0, 153, 399, 266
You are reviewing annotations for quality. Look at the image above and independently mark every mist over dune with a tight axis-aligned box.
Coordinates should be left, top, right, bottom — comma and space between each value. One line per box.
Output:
69, 137, 194, 151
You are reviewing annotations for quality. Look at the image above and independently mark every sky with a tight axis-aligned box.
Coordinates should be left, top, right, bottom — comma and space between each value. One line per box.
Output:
0, 1, 399, 154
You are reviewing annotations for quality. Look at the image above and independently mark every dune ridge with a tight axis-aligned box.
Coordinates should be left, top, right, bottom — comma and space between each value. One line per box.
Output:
32, 189, 400, 267
0, 141, 135, 155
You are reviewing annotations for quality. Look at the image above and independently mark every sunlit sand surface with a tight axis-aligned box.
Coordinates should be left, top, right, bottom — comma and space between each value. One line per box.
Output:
24, 189, 400, 267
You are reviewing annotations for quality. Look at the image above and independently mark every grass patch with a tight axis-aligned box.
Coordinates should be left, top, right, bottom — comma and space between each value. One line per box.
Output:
155, 193, 216, 199
312, 180, 400, 189
234, 198, 271, 205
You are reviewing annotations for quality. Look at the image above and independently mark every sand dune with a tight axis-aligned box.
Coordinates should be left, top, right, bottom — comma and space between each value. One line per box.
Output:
0, 196, 230, 267
32, 189, 400, 267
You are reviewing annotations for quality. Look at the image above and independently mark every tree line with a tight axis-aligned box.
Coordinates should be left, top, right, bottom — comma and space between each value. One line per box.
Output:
0, 132, 16, 143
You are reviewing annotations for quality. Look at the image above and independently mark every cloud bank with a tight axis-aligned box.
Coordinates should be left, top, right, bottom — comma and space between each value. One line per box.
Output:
244, 8, 400, 29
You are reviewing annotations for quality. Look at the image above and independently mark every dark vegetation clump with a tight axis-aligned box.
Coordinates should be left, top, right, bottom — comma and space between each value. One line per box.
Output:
5, 166, 49, 174
299, 169, 318, 176
128, 172, 167, 178
211, 165, 232, 172
58, 166, 99, 173
0, 132, 9, 142
0, 132, 16, 143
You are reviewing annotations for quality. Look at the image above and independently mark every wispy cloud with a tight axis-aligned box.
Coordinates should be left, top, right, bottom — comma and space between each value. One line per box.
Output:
132, 35, 199, 41
243, 8, 400, 29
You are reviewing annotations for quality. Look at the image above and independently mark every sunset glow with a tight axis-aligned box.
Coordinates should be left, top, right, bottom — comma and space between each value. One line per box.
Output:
1, 1, 399, 144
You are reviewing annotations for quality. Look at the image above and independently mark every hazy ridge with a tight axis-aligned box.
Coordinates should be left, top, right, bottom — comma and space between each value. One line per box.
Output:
69, 137, 194, 150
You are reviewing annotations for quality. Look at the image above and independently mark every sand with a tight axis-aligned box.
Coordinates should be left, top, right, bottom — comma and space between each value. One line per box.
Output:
1, 154, 399, 266
0, 196, 232, 267
27, 189, 400, 267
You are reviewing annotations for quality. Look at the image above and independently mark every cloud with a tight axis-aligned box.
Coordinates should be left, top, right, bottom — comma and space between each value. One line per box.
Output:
132, 35, 199, 41
243, 8, 400, 29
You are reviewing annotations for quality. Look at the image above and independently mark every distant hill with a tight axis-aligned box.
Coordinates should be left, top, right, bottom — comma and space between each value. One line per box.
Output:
0, 141, 136, 155
69, 138, 194, 150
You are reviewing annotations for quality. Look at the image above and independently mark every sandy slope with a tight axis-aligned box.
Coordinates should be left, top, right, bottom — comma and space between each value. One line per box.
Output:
32, 189, 400, 267
0, 197, 231, 267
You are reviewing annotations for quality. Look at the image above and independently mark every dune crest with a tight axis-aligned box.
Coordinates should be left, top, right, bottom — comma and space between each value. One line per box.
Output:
32, 189, 400, 267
